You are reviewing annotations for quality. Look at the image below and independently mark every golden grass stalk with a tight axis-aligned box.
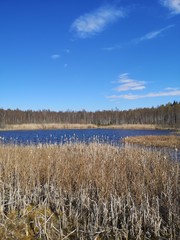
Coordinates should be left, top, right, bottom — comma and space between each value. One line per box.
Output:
2, 123, 159, 130
123, 135, 180, 149
0, 142, 179, 239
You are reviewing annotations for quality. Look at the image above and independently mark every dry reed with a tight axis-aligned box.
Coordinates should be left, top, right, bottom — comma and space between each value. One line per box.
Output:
123, 135, 180, 149
2, 123, 159, 131
0, 142, 179, 239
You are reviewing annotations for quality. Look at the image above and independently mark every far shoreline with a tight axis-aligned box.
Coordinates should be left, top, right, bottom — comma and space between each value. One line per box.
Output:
0, 123, 178, 131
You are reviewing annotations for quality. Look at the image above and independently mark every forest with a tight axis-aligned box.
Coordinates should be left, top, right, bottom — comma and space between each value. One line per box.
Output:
0, 101, 179, 128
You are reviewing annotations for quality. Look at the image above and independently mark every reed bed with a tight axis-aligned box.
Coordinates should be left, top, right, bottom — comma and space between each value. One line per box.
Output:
2, 123, 158, 131
2, 123, 96, 130
0, 142, 179, 239
123, 135, 180, 149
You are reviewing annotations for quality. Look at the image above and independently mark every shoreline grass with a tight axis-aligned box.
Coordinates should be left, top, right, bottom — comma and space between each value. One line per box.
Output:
0, 142, 179, 239
0, 123, 175, 131
123, 135, 180, 149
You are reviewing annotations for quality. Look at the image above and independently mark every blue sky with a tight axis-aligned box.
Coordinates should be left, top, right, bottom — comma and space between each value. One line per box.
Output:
0, 0, 180, 111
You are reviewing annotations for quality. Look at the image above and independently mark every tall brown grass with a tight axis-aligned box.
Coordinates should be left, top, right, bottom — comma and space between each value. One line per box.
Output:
0, 142, 179, 239
123, 135, 180, 148
2, 123, 159, 131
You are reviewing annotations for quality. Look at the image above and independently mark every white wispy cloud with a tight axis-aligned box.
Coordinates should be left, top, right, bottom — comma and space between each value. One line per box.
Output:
165, 87, 178, 90
160, 0, 180, 14
51, 54, 60, 60
108, 73, 180, 100
114, 73, 146, 92
70, 5, 126, 38
133, 25, 174, 44
103, 25, 174, 51
107, 89, 180, 100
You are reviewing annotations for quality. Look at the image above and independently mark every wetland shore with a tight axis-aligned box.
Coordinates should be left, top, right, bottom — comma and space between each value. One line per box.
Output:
0, 123, 177, 131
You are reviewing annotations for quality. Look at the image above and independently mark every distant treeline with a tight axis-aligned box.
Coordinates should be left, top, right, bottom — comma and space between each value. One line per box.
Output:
0, 101, 180, 128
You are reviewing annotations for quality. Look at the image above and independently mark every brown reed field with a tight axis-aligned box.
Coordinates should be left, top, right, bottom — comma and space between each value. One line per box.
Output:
0, 142, 179, 239
123, 135, 180, 149
2, 123, 158, 131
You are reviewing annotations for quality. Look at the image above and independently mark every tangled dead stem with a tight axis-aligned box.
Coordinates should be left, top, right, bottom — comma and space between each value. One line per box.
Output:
0, 142, 179, 239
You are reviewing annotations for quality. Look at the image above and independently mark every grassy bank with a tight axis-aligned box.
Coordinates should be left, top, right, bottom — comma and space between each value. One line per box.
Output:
0, 142, 179, 239
0, 123, 96, 130
123, 135, 180, 149
0, 123, 167, 131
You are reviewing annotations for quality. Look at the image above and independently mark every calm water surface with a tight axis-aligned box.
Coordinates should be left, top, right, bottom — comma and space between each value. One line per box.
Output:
0, 128, 173, 145
0, 129, 179, 160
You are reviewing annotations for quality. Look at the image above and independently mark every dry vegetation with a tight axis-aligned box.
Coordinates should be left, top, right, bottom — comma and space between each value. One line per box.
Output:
1, 123, 159, 131
2, 123, 97, 130
123, 135, 180, 149
0, 142, 180, 239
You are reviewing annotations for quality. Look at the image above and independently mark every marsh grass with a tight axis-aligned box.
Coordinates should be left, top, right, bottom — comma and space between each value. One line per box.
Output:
2, 123, 158, 131
123, 135, 180, 149
0, 142, 179, 239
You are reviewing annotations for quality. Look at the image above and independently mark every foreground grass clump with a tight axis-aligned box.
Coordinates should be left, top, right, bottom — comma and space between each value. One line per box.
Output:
0, 143, 179, 239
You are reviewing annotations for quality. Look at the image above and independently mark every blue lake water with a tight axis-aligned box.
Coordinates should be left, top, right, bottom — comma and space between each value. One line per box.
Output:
0, 129, 179, 160
0, 128, 173, 145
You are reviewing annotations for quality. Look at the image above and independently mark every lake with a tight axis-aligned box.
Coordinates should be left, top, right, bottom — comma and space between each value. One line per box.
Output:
0, 128, 179, 160
0, 128, 173, 145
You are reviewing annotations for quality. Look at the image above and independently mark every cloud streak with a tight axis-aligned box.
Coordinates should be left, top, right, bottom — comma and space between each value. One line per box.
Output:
103, 25, 174, 51
134, 25, 174, 44
71, 5, 126, 38
108, 73, 180, 100
114, 73, 146, 91
108, 89, 180, 100
160, 0, 180, 14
